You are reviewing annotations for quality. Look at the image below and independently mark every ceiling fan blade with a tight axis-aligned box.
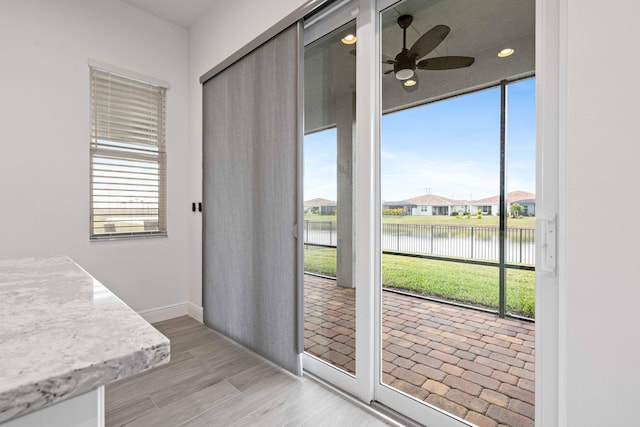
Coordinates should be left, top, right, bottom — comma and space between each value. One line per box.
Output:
384, 69, 394, 75
417, 56, 475, 70
401, 74, 419, 93
382, 54, 395, 64
408, 25, 450, 60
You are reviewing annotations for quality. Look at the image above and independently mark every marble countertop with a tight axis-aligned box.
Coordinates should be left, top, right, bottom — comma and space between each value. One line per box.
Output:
0, 256, 170, 423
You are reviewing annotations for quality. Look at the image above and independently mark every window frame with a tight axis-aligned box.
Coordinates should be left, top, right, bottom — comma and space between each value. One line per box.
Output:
89, 61, 169, 241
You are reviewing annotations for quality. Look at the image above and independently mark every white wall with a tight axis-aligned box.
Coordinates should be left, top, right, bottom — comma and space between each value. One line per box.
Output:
411, 207, 430, 216
563, 1, 640, 426
0, 0, 190, 314
187, 0, 308, 308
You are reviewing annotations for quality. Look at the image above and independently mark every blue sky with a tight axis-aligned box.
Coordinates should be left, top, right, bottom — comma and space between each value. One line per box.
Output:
304, 78, 536, 202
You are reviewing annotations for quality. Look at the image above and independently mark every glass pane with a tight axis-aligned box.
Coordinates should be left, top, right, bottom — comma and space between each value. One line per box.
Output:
91, 154, 161, 235
381, 87, 501, 303
303, 19, 357, 375
379, 0, 535, 425
506, 77, 536, 319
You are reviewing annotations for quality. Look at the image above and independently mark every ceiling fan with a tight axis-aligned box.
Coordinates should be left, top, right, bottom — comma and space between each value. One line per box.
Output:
384, 15, 474, 92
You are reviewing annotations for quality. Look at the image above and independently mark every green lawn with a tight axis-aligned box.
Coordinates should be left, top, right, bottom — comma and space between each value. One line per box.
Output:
304, 214, 535, 228
304, 245, 535, 318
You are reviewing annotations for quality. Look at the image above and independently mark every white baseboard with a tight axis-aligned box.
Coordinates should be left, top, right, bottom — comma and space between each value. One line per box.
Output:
138, 302, 188, 323
138, 302, 204, 324
187, 302, 203, 323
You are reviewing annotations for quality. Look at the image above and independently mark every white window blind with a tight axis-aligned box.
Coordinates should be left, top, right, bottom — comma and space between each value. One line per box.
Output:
90, 67, 167, 239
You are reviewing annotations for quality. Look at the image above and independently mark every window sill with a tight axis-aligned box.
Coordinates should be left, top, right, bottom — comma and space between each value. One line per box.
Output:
90, 231, 168, 242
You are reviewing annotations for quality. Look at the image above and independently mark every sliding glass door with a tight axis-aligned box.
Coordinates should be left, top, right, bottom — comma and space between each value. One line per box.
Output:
302, 1, 359, 393
301, 1, 536, 425
376, 1, 535, 425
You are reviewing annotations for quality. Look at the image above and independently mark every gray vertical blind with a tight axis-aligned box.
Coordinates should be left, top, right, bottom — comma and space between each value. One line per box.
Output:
202, 24, 301, 374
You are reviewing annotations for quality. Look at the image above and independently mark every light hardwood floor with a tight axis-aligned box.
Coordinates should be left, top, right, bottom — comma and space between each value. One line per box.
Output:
106, 316, 393, 426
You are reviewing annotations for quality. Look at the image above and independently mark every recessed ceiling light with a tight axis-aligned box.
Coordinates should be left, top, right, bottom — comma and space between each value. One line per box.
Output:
403, 79, 417, 87
498, 48, 515, 58
341, 34, 357, 45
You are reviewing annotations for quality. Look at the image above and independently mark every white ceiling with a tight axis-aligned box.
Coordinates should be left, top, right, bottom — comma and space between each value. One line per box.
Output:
120, 0, 216, 28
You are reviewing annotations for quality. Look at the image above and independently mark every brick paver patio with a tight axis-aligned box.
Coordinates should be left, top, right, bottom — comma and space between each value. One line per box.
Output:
304, 274, 535, 427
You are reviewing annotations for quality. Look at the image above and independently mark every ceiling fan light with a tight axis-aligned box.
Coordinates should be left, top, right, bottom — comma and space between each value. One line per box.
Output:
498, 48, 515, 58
395, 68, 414, 80
341, 34, 357, 45
403, 79, 417, 87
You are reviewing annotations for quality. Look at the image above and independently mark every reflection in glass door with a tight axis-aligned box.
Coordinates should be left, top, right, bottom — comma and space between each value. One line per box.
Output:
302, 3, 358, 387
377, 1, 535, 426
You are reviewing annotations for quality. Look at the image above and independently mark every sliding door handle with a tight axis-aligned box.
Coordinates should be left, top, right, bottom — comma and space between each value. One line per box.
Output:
537, 213, 557, 276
